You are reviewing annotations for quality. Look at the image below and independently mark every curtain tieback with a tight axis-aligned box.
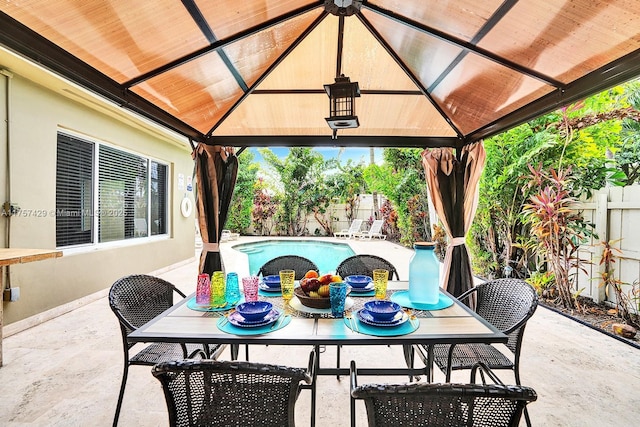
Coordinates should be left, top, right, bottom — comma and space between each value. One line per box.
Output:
202, 242, 220, 252
450, 237, 466, 246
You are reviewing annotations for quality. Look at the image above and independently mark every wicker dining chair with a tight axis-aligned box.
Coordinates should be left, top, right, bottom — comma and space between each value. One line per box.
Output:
236, 255, 317, 362
334, 254, 400, 377
152, 350, 316, 427
417, 278, 538, 426
336, 254, 400, 280
257, 255, 318, 280
350, 360, 537, 427
109, 274, 225, 427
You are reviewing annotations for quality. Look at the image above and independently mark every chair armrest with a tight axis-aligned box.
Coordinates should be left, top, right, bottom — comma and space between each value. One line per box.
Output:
349, 360, 359, 396
470, 361, 505, 385
501, 298, 539, 335
186, 346, 206, 359
457, 285, 476, 302
305, 347, 317, 384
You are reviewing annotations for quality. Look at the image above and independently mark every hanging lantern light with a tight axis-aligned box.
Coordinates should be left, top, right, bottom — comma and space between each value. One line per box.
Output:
324, 75, 360, 138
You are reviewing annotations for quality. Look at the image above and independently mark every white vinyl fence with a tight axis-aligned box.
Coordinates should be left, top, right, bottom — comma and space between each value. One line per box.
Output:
575, 186, 640, 311
246, 194, 388, 236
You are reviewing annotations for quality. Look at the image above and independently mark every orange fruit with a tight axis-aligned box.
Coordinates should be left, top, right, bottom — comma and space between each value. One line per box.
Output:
331, 275, 342, 282
304, 270, 319, 279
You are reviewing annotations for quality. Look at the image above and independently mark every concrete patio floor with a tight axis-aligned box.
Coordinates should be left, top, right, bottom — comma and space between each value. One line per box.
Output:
1, 237, 639, 426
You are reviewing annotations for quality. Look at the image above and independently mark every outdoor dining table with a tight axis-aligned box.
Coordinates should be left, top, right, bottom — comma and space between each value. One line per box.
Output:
129, 280, 507, 426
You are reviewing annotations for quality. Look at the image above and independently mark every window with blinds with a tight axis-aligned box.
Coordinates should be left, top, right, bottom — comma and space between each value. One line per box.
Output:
56, 134, 94, 247
56, 132, 169, 247
150, 161, 167, 235
98, 145, 148, 242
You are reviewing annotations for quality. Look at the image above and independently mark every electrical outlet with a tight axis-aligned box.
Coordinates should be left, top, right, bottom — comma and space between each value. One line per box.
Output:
3, 287, 20, 302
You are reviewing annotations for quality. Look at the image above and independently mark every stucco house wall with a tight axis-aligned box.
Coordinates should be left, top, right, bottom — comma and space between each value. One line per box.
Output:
1, 48, 196, 330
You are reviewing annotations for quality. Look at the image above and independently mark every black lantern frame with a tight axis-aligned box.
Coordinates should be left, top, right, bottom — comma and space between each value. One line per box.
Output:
324, 75, 361, 132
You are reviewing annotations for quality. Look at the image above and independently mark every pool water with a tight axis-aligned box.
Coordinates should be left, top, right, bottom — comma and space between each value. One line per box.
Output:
232, 240, 355, 275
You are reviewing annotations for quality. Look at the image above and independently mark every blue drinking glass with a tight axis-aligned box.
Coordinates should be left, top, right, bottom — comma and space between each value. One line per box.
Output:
225, 272, 241, 305
329, 282, 348, 318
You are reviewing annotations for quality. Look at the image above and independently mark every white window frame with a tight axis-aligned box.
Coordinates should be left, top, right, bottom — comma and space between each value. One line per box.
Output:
56, 130, 170, 253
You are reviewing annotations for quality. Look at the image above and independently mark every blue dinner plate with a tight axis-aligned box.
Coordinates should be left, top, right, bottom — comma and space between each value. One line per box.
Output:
228, 309, 280, 327
262, 275, 281, 288
259, 282, 281, 292
347, 282, 374, 293
357, 309, 408, 327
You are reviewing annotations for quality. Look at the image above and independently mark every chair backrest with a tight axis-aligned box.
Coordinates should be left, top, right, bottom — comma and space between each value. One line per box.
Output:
463, 278, 538, 355
351, 381, 537, 427
153, 359, 312, 427
336, 255, 400, 280
347, 219, 363, 233
109, 274, 185, 346
258, 255, 318, 280
367, 219, 383, 235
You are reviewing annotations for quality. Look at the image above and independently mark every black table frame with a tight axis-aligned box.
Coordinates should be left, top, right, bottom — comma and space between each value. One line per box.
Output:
129, 283, 507, 426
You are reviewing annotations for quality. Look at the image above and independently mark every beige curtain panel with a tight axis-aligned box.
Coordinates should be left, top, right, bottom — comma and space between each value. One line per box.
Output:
422, 141, 486, 307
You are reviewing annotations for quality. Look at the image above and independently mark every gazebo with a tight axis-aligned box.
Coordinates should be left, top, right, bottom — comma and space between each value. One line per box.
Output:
2, 0, 639, 295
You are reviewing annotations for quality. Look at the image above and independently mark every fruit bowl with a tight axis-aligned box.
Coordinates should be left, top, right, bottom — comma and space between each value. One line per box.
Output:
294, 287, 331, 309
364, 300, 402, 321
235, 301, 273, 321
294, 287, 350, 309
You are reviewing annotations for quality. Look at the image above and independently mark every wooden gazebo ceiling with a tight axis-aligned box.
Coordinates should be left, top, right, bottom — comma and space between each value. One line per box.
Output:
1, 0, 639, 149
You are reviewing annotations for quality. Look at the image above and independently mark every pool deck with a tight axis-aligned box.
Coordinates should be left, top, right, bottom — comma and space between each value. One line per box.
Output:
0, 236, 638, 426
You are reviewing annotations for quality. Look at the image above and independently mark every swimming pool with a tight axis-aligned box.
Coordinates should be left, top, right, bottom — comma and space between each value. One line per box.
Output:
232, 240, 355, 275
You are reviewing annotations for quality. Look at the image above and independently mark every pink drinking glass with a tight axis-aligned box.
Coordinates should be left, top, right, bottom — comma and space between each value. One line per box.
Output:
242, 276, 260, 302
196, 273, 211, 306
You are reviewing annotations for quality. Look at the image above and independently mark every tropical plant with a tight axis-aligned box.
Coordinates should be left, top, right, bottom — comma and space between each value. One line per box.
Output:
615, 81, 640, 185
471, 79, 640, 280
226, 150, 258, 233
364, 148, 429, 245
251, 178, 277, 236
405, 194, 430, 242
471, 123, 557, 279
526, 271, 556, 299
598, 239, 639, 327
431, 223, 447, 261
332, 159, 367, 224
259, 147, 336, 236
521, 165, 593, 309
307, 173, 339, 236
378, 198, 400, 240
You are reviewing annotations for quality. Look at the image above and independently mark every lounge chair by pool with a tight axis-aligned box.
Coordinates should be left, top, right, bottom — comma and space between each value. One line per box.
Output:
220, 229, 239, 242
334, 219, 363, 239
354, 219, 386, 240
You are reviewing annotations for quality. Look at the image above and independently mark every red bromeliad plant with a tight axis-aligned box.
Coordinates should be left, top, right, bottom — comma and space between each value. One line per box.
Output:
521, 165, 593, 309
